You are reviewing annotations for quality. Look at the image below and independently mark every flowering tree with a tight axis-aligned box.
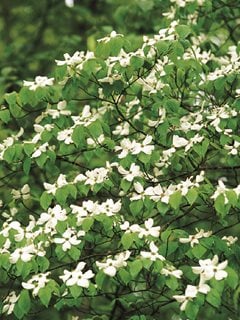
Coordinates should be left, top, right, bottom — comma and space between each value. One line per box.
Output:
0, 1, 240, 319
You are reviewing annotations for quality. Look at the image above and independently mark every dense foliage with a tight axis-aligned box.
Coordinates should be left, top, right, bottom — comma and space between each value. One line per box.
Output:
0, 0, 240, 319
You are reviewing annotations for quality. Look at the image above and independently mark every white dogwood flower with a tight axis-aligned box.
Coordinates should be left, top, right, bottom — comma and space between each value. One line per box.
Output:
9, 244, 36, 263
65, 0, 74, 7
179, 228, 212, 247
96, 251, 131, 277
57, 128, 74, 144
118, 163, 143, 182
140, 242, 165, 261
192, 255, 228, 282
11, 184, 30, 200
22, 272, 50, 296
44, 174, 68, 195
38, 205, 67, 228
54, 228, 85, 251
222, 235, 238, 246
2, 291, 19, 315
138, 218, 161, 238
60, 262, 94, 287
23, 76, 54, 91
172, 135, 188, 148
173, 283, 210, 311
132, 135, 154, 155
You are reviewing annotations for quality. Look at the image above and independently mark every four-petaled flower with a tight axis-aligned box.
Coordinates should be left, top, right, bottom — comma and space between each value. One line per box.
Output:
23, 76, 54, 91
22, 272, 50, 296
192, 255, 228, 282
140, 241, 165, 261
54, 228, 85, 251
60, 262, 94, 287
173, 284, 210, 311
96, 251, 131, 277
179, 228, 212, 247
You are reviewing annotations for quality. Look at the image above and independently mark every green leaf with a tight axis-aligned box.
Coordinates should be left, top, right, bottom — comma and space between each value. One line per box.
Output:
88, 120, 103, 138
225, 190, 238, 206
38, 287, 52, 307
37, 256, 50, 272
129, 260, 142, 278
3, 146, 15, 163
118, 269, 131, 285
95, 41, 110, 59
185, 301, 199, 320
69, 285, 82, 299
155, 41, 170, 55
72, 125, 85, 147
40, 192, 53, 210
18, 290, 31, 314
68, 246, 81, 260
82, 217, 94, 232
121, 233, 134, 250
165, 276, 178, 291
226, 267, 238, 289
0, 109, 10, 123
191, 244, 207, 259
129, 200, 143, 215
14, 303, 25, 319
120, 179, 131, 192
55, 187, 68, 204
186, 188, 198, 205
23, 158, 31, 175
214, 194, 228, 217
169, 191, 182, 209
206, 288, 221, 308
175, 25, 191, 39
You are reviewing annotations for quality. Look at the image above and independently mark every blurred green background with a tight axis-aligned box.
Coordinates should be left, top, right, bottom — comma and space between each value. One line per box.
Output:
0, 0, 239, 100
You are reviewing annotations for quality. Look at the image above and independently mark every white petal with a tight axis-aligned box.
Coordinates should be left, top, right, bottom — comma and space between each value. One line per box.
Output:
104, 266, 117, 277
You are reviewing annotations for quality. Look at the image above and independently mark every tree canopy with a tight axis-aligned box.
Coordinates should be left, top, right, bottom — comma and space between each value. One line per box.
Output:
0, 1, 240, 319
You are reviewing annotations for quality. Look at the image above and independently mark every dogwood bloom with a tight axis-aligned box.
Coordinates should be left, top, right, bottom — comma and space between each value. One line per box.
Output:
57, 128, 74, 144
172, 135, 188, 148
118, 163, 143, 182
120, 221, 143, 234
222, 235, 238, 246
96, 251, 131, 277
54, 228, 85, 251
11, 184, 30, 200
115, 138, 135, 158
179, 228, 212, 247
44, 174, 68, 195
112, 122, 130, 136
130, 182, 145, 201
138, 218, 161, 238
2, 291, 19, 315
22, 272, 50, 296
84, 167, 109, 186
173, 284, 210, 311
60, 262, 94, 287
145, 185, 164, 202
99, 199, 122, 216
161, 266, 183, 278
224, 140, 240, 155
38, 205, 67, 228
9, 244, 36, 263
23, 76, 54, 90
192, 255, 228, 282
211, 180, 229, 204
140, 242, 165, 261
97, 31, 123, 43
132, 135, 154, 155
65, 0, 74, 7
